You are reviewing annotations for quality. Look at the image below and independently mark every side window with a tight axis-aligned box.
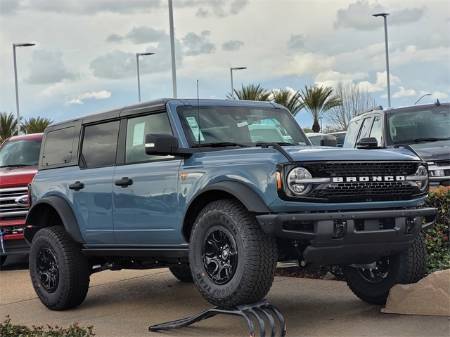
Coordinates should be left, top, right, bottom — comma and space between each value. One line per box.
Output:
343, 119, 362, 147
357, 117, 373, 142
42, 127, 75, 167
80, 121, 120, 169
125, 113, 172, 163
370, 115, 383, 146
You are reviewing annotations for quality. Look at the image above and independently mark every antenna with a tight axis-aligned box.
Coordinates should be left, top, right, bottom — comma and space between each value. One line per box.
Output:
196, 80, 201, 145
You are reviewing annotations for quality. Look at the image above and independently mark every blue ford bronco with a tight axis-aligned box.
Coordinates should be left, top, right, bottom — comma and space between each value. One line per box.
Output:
26, 99, 436, 310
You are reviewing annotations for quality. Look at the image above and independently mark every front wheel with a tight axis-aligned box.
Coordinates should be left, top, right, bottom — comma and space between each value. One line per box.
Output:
343, 234, 427, 305
189, 199, 278, 307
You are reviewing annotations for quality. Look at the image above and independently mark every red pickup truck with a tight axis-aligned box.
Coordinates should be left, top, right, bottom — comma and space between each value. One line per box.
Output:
0, 133, 43, 267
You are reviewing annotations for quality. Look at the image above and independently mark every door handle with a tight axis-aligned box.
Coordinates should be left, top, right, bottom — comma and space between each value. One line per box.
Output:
69, 181, 84, 191
115, 177, 133, 187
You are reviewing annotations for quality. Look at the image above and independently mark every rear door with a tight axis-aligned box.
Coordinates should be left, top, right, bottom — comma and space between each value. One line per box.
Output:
112, 111, 182, 246
71, 120, 120, 245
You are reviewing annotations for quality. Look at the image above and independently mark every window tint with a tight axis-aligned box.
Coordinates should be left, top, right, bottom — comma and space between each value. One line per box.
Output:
80, 121, 119, 168
125, 113, 172, 163
370, 115, 383, 146
42, 127, 75, 167
357, 117, 373, 142
343, 119, 362, 147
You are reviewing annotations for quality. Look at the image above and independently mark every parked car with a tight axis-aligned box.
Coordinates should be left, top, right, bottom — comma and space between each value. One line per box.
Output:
25, 99, 435, 311
0, 133, 43, 267
343, 102, 450, 186
305, 132, 337, 146
329, 131, 347, 147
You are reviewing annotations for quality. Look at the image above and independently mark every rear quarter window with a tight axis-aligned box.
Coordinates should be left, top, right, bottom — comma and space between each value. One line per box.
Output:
41, 126, 78, 168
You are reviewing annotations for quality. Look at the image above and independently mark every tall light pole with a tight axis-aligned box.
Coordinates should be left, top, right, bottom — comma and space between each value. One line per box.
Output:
168, 0, 177, 98
136, 52, 155, 102
414, 93, 432, 105
373, 13, 391, 107
13, 42, 35, 135
230, 67, 247, 99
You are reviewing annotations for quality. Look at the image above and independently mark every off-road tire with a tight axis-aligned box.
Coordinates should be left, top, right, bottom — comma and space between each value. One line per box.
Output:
29, 226, 90, 310
189, 199, 277, 307
343, 234, 427, 305
169, 264, 193, 282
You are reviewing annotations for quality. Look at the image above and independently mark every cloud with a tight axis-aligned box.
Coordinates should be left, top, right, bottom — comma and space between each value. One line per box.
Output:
287, 34, 305, 50
222, 40, 244, 51
0, 0, 20, 15
335, 1, 425, 31
182, 31, 215, 56
430, 91, 449, 100
358, 71, 401, 93
284, 53, 335, 76
193, 0, 249, 18
315, 70, 368, 87
107, 26, 167, 44
68, 90, 111, 105
27, 50, 77, 84
392, 86, 417, 98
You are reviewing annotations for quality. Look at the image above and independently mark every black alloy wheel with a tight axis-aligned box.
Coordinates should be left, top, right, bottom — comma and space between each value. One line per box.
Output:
36, 247, 59, 293
357, 258, 390, 284
202, 227, 238, 285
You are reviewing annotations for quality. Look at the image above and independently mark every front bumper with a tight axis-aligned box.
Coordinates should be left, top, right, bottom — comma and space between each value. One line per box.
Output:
0, 219, 29, 257
428, 162, 450, 186
256, 207, 436, 265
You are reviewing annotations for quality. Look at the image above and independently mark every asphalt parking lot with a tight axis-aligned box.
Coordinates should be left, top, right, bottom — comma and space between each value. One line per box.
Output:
1, 257, 449, 337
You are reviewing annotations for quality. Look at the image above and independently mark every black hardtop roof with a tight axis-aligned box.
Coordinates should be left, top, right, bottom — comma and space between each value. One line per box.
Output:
45, 98, 278, 132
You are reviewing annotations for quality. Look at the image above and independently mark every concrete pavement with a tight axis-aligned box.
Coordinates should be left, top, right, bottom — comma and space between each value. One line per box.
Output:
1, 261, 449, 337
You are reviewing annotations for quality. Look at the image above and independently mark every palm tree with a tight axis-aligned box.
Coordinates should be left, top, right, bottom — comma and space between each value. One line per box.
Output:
229, 84, 271, 101
271, 89, 303, 115
23, 117, 53, 134
0, 112, 18, 143
299, 85, 342, 132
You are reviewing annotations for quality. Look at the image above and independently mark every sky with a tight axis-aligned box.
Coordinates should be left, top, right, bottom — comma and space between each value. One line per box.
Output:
0, 0, 449, 130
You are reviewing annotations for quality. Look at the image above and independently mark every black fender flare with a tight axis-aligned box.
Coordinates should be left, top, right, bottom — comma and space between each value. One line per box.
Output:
25, 196, 84, 244
195, 181, 271, 213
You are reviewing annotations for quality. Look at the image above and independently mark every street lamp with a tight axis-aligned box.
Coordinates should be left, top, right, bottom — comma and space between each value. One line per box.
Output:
230, 67, 247, 99
372, 12, 391, 108
136, 52, 155, 102
414, 93, 432, 105
13, 42, 35, 135
168, 0, 177, 98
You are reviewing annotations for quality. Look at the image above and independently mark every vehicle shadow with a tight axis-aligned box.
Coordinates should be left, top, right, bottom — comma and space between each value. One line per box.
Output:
0, 255, 29, 271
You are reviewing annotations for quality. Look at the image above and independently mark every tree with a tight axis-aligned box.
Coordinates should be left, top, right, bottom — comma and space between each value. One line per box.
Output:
299, 85, 342, 132
229, 84, 271, 101
23, 117, 53, 134
271, 88, 303, 115
0, 112, 18, 143
328, 82, 377, 130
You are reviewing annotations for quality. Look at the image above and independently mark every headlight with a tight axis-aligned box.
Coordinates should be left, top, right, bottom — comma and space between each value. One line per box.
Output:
407, 165, 428, 191
287, 167, 313, 195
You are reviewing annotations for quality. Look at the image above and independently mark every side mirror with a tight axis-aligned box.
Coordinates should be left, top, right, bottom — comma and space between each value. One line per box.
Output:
145, 134, 180, 156
357, 137, 378, 149
320, 136, 337, 147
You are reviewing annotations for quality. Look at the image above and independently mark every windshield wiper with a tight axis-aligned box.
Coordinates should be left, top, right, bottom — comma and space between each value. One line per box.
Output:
412, 137, 450, 143
192, 142, 249, 148
0, 164, 31, 168
255, 142, 294, 162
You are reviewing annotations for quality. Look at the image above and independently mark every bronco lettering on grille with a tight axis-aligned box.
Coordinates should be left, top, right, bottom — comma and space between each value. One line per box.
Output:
331, 176, 406, 183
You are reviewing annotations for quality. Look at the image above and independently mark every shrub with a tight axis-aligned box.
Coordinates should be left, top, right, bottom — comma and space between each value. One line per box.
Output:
0, 317, 95, 337
424, 186, 450, 272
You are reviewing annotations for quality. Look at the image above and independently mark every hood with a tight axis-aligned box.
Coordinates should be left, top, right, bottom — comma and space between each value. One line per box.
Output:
0, 166, 37, 188
409, 140, 450, 162
284, 145, 420, 162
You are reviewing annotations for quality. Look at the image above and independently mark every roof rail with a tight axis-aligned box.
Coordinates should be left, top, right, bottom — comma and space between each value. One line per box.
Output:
361, 105, 383, 114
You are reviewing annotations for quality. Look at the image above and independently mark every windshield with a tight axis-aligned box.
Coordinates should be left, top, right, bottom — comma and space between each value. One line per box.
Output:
0, 139, 42, 167
178, 106, 309, 147
387, 107, 450, 145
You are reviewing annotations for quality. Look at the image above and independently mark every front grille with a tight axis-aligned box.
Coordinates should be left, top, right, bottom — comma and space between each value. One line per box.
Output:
284, 161, 424, 202
0, 186, 29, 219
303, 161, 419, 177
436, 160, 450, 167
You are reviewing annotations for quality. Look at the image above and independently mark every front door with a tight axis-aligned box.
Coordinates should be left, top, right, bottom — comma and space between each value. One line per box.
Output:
112, 112, 182, 246
71, 120, 120, 245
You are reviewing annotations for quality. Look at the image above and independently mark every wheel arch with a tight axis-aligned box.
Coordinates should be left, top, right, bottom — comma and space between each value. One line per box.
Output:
25, 196, 84, 244
182, 181, 270, 241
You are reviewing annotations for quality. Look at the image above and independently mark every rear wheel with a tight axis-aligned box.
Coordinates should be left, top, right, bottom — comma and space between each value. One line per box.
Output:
189, 199, 277, 307
29, 226, 90, 310
169, 264, 193, 282
343, 234, 427, 305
